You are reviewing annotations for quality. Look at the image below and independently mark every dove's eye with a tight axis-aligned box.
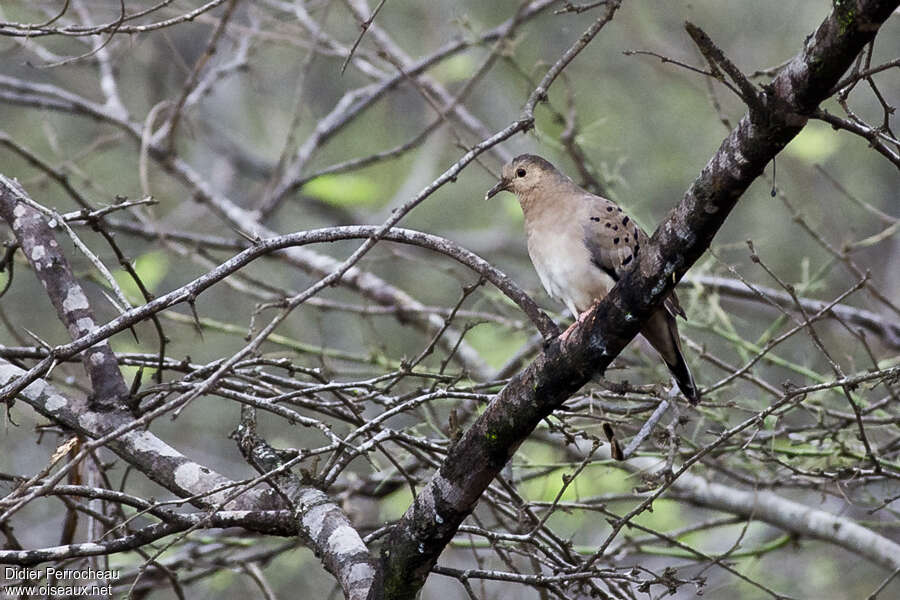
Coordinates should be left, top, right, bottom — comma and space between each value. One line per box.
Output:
516, 168, 527, 178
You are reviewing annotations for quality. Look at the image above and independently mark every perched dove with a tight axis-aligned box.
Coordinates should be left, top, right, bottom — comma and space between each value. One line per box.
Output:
486, 154, 698, 404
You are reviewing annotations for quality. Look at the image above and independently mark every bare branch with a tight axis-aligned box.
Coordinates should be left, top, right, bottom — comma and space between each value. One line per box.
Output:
368, 2, 900, 598
0, 176, 129, 410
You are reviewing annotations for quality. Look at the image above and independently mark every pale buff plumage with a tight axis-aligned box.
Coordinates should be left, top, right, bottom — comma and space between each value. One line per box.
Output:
486, 154, 698, 404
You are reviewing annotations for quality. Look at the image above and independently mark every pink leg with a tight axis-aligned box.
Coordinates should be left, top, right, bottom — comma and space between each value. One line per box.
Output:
558, 320, 578, 343
558, 305, 597, 343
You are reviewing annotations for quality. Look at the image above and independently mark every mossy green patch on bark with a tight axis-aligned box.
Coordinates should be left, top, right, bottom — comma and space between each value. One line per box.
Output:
832, 0, 856, 34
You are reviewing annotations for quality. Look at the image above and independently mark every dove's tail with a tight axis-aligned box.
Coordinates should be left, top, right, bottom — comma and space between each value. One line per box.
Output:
664, 345, 699, 405
642, 309, 700, 405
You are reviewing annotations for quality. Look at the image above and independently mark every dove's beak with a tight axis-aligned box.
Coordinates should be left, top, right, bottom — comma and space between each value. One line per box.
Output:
484, 178, 510, 201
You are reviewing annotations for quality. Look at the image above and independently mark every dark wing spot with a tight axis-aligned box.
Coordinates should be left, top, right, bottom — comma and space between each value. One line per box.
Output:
590, 216, 600, 222
634, 244, 640, 253
584, 233, 619, 281
613, 225, 618, 231
622, 216, 629, 225
617, 207, 622, 212
625, 236, 629, 243
623, 255, 633, 265
605, 222, 611, 228
606, 206, 613, 212
613, 237, 619, 245
592, 260, 619, 281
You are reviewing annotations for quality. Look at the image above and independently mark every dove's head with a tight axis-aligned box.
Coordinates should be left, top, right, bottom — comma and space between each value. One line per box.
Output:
484, 154, 562, 201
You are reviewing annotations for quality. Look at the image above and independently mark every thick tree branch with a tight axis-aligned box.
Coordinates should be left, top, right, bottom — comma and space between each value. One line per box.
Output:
0, 358, 280, 511
235, 410, 375, 600
0, 176, 130, 410
0, 510, 295, 566
665, 466, 900, 572
367, 2, 900, 598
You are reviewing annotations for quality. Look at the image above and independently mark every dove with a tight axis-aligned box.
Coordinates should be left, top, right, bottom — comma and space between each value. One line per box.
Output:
486, 154, 698, 404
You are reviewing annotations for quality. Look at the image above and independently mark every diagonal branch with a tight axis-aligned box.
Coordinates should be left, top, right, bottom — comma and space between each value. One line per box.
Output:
0, 176, 129, 411
685, 21, 764, 114
0, 357, 280, 512
366, 1, 900, 598
235, 409, 375, 600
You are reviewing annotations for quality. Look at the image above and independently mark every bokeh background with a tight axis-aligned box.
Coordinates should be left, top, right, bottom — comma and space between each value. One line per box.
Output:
1, 1, 898, 598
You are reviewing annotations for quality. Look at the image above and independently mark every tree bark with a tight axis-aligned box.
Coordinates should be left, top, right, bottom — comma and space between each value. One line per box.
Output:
367, 2, 900, 598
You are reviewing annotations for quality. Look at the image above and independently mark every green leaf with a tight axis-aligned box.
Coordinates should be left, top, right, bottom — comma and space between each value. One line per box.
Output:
303, 174, 380, 207
435, 54, 475, 83
501, 194, 523, 223
114, 250, 169, 301
466, 322, 527, 369
785, 123, 840, 162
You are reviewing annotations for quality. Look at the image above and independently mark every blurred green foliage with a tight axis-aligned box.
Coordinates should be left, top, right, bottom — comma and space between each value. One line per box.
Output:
303, 173, 383, 208
0, 1, 897, 599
